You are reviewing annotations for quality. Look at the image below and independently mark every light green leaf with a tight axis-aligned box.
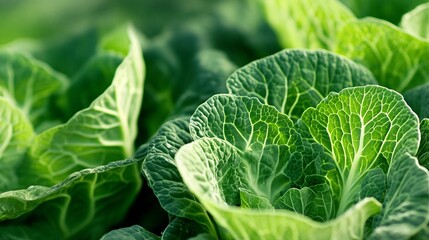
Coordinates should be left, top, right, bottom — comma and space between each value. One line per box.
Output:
0, 52, 67, 129
401, 2, 429, 40
19, 26, 144, 186
261, 0, 355, 49
101, 225, 160, 240
404, 84, 429, 120
417, 119, 429, 169
240, 188, 274, 210
369, 154, 429, 239
0, 158, 141, 239
227, 49, 377, 121
301, 85, 419, 215
176, 137, 381, 240
0, 97, 34, 191
335, 18, 429, 92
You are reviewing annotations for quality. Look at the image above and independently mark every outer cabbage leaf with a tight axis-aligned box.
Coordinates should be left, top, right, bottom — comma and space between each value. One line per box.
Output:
0, 98, 34, 191
0, 158, 141, 239
101, 225, 160, 240
18, 27, 144, 187
227, 49, 376, 121
141, 118, 217, 236
404, 84, 429, 119
369, 154, 429, 239
0, 27, 144, 239
261, 0, 355, 49
140, 48, 237, 237
335, 18, 429, 92
0, 52, 67, 129
401, 2, 429, 40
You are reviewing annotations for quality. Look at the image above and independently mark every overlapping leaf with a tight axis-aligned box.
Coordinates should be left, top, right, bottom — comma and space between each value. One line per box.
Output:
0, 27, 145, 239
0, 158, 141, 239
176, 124, 380, 239
140, 118, 216, 236
176, 85, 427, 239
18, 27, 144, 187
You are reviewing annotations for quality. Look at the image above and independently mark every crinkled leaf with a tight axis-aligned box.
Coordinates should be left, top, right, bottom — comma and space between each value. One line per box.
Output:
178, 94, 382, 238
404, 84, 429, 120
101, 225, 160, 240
359, 168, 386, 203
0, 52, 67, 129
369, 155, 429, 239
0, 158, 142, 239
141, 118, 216, 235
190, 95, 325, 205
0, 98, 34, 191
302, 85, 419, 215
176, 137, 381, 240
261, 0, 355, 49
276, 185, 337, 223
335, 18, 429, 92
227, 49, 377, 121
240, 188, 274, 210
19, 27, 144, 186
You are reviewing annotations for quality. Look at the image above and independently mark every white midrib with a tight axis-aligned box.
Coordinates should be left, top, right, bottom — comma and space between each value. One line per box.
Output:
337, 120, 366, 216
